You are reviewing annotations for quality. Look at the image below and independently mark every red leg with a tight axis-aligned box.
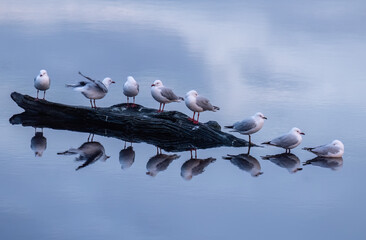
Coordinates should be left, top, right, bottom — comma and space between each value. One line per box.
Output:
158, 103, 162, 112
162, 103, 166, 112
132, 96, 136, 107
93, 99, 97, 108
43, 91, 46, 100
36, 90, 39, 100
90, 99, 93, 108
194, 112, 200, 124
188, 112, 196, 121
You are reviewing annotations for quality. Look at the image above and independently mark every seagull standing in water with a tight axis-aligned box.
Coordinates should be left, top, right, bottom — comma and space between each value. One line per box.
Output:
123, 76, 139, 107
184, 90, 220, 124
262, 127, 305, 153
225, 112, 267, 144
303, 140, 344, 157
151, 80, 183, 112
34, 69, 50, 100
66, 72, 115, 108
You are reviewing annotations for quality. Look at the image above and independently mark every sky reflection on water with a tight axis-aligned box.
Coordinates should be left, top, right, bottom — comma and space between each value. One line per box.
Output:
1, 0, 366, 239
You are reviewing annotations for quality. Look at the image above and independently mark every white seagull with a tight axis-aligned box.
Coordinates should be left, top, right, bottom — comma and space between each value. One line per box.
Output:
34, 69, 50, 100
119, 145, 135, 170
223, 154, 263, 177
303, 140, 344, 157
66, 72, 115, 108
225, 112, 267, 143
123, 76, 139, 106
184, 90, 220, 124
146, 153, 180, 177
151, 80, 183, 112
262, 127, 305, 153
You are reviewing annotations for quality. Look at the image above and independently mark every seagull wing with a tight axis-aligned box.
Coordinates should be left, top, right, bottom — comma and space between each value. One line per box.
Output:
160, 87, 181, 101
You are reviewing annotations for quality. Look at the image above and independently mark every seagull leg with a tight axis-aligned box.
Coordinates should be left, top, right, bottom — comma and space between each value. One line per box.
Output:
93, 99, 97, 108
36, 90, 39, 100
249, 135, 252, 145
247, 145, 251, 155
188, 112, 195, 122
194, 112, 200, 124
162, 103, 166, 112
90, 99, 93, 108
127, 97, 129, 107
43, 91, 46, 100
132, 96, 136, 108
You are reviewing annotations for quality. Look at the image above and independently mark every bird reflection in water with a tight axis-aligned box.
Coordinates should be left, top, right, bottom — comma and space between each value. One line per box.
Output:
181, 149, 216, 180
146, 147, 180, 177
31, 128, 47, 157
303, 157, 343, 171
261, 153, 302, 174
223, 153, 263, 177
57, 134, 110, 170
119, 141, 135, 170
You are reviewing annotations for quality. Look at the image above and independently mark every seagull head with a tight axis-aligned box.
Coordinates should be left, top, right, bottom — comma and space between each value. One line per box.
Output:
151, 80, 163, 87
127, 76, 136, 83
186, 90, 198, 97
102, 77, 115, 87
291, 127, 305, 135
39, 69, 47, 77
255, 112, 267, 120
332, 140, 344, 150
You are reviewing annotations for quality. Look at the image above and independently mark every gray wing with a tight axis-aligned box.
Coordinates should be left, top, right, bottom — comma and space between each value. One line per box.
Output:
272, 133, 298, 148
161, 87, 181, 101
78, 71, 96, 83
311, 144, 339, 155
95, 81, 108, 93
233, 118, 256, 132
196, 96, 214, 111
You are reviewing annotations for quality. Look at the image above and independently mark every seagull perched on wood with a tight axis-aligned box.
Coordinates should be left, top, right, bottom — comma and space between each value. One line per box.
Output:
151, 80, 183, 112
123, 76, 139, 107
184, 90, 220, 124
66, 71, 115, 108
262, 127, 305, 153
303, 140, 344, 157
225, 112, 267, 144
34, 69, 50, 100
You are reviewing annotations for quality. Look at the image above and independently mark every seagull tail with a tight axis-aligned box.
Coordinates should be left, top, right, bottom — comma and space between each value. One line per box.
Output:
213, 106, 220, 111
224, 125, 234, 129
65, 83, 78, 88
261, 141, 272, 146
222, 155, 233, 160
178, 97, 184, 101
57, 148, 79, 155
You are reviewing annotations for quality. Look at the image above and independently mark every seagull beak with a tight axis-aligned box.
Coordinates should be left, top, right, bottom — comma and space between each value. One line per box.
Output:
151, 84, 155, 87
263, 116, 267, 120
300, 132, 305, 135
111, 81, 116, 84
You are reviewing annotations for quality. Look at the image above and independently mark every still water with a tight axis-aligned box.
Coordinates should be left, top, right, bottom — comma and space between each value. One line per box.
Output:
1, 0, 366, 239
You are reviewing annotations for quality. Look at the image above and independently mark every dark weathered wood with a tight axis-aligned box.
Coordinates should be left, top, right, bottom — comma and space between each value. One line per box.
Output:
10, 92, 250, 152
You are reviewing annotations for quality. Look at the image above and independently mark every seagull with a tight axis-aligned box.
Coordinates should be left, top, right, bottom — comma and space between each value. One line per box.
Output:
66, 72, 115, 108
146, 152, 180, 177
184, 90, 220, 124
123, 76, 139, 107
180, 157, 216, 180
151, 80, 183, 112
303, 140, 344, 157
262, 127, 305, 153
57, 140, 110, 171
223, 153, 263, 177
225, 112, 267, 143
34, 69, 50, 100
119, 142, 135, 170
261, 153, 303, 174
31, 129, 47, 157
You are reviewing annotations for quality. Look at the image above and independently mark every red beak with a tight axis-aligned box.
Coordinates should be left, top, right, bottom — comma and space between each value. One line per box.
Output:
151, 84, 155, 87
300, 132, 305, 135
111, 81, 116, 84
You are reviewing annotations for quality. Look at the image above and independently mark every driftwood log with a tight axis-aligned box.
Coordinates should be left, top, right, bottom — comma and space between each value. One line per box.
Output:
9, 92, 250, 152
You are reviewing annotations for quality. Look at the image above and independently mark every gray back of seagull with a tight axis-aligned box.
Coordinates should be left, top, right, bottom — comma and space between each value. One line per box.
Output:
196, 96, 215, 111
161, 87, 181, 101
233, 118, 256, 132
272, 133, 299, 149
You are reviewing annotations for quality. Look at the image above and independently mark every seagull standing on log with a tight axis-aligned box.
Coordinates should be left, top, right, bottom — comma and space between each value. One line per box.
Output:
34, 69, 50, 100
66, 72, 115, 108
123, 76, 139, 107
151, 80, 183, 112
184, 90, 220, 124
